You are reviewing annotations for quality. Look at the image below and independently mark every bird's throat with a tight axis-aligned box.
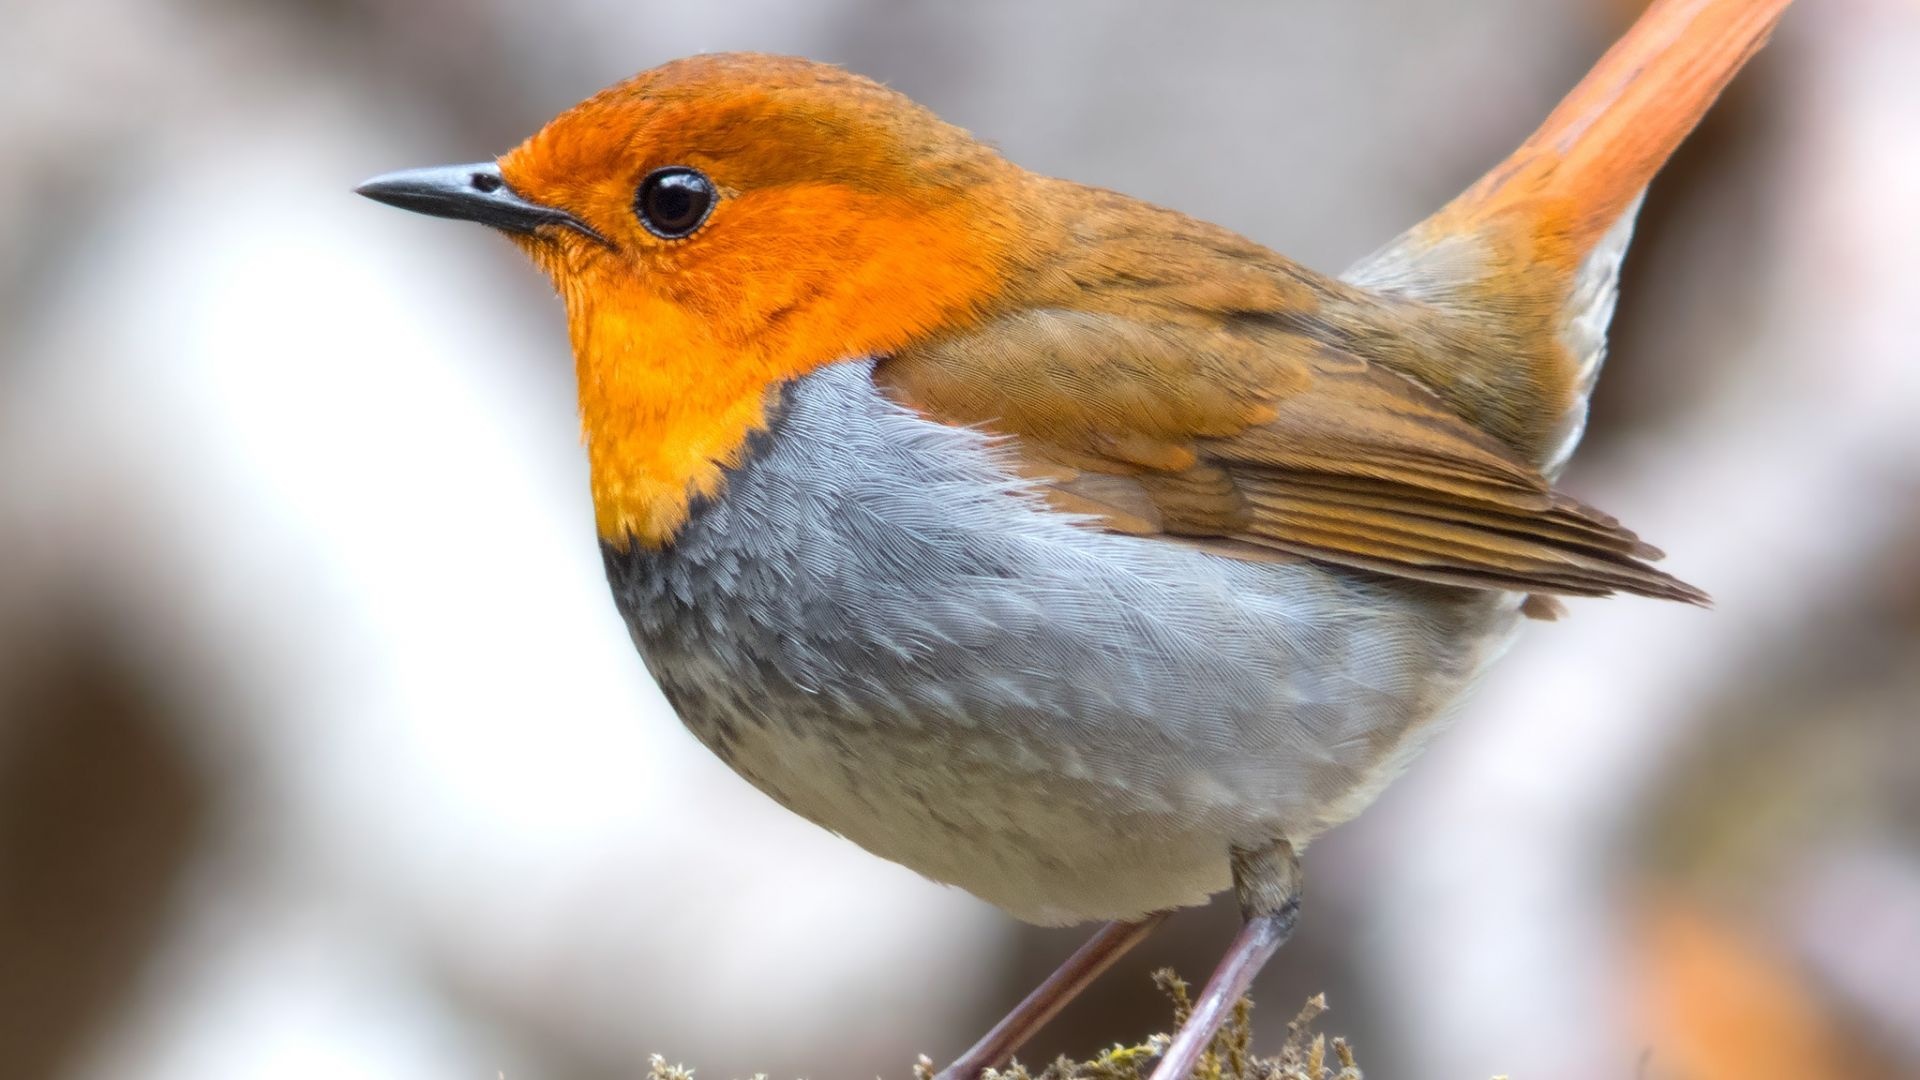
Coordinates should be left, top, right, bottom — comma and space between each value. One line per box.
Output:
572, 302, 797, 549
562, 192, 1016, 549
582, 379, 781, 550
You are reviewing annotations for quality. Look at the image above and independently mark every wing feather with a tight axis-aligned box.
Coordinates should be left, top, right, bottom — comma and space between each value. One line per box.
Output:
876, 291, 1704, 605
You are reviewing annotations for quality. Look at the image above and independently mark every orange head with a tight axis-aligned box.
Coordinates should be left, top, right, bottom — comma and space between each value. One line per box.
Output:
358, 53, 1033, 547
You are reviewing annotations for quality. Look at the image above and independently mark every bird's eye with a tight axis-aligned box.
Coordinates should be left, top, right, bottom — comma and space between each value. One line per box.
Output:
635, 167, 715, 239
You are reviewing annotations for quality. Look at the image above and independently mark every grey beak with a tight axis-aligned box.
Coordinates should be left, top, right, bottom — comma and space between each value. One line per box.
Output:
355, 162, 607, 244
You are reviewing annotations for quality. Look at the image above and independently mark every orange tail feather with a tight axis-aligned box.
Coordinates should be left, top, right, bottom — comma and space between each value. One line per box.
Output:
1431, 0, 1791, 271
1346, 0, 1790, 469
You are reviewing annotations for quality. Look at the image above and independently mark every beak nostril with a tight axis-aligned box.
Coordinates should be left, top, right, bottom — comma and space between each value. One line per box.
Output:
358, 162, 608, 246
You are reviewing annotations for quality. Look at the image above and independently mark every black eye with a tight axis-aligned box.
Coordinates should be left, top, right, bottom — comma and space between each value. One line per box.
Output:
635, 166, 715, 239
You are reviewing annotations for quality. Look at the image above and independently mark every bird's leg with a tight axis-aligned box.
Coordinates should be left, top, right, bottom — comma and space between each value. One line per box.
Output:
936, 913, 1169, 1080
1145, 840, 1302, 1080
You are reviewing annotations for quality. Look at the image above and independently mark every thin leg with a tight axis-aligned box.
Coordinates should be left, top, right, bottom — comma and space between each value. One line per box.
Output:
1146, 841, 1302, 1080
937, 913, 1169, 1080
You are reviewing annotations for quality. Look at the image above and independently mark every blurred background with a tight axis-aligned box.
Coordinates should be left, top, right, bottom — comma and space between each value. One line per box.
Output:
3, 1, 1916, 1077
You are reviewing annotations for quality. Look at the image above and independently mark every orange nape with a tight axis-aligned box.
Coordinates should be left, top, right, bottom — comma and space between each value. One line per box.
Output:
495, 55, 1029, 547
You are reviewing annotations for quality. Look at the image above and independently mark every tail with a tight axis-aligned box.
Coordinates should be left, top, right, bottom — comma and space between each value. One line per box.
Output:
1347, 0, 1790, 472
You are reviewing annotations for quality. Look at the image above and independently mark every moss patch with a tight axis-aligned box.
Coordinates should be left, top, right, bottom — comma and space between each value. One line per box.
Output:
645, 969, 1362, 1080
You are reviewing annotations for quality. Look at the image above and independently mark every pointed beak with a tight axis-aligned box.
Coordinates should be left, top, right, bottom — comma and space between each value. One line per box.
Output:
355, 162, 607, 244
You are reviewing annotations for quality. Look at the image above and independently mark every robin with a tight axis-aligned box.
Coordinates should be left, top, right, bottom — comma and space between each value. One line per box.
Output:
357, 0, 1787, 1075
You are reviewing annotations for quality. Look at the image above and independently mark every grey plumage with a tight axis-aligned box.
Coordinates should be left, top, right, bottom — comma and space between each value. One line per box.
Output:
606, 361, 1523, 925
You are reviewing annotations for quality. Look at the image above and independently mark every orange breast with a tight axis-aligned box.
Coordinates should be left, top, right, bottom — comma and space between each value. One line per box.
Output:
568, 185, 1018, 548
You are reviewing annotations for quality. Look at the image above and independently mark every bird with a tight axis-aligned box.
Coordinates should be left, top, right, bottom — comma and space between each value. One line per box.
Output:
356, 0, 1788, 1075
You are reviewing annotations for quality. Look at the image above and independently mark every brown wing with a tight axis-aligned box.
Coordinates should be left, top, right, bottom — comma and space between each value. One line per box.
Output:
874, 306, 1706, 605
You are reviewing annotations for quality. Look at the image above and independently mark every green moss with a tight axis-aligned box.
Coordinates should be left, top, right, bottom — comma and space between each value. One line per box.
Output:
957, 970, 1363, 1080
646, 969, 1362, 1080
